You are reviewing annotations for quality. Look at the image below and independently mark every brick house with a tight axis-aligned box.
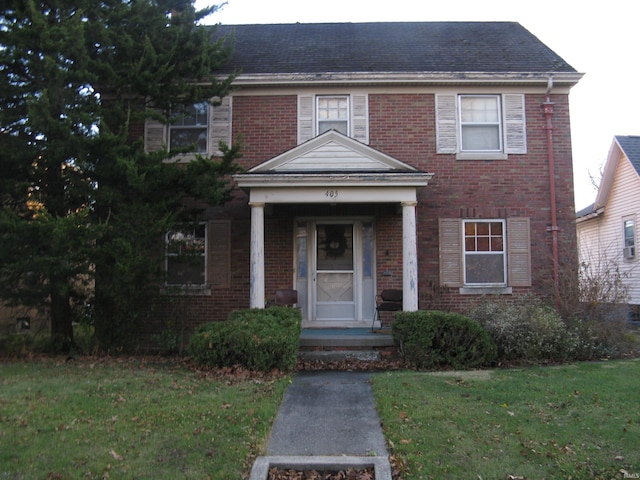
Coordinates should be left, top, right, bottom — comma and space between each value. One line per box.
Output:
143, 22, 582, 345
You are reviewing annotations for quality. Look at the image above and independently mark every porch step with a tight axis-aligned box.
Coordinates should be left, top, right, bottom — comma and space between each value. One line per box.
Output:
299, 328, 394, 349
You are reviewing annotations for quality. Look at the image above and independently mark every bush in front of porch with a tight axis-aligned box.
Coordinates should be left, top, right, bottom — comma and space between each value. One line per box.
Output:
392, 310, 497, 370
188, 307, 301, 372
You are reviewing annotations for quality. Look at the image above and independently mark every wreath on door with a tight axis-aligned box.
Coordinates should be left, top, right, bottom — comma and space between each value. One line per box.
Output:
324, 225, 347, 258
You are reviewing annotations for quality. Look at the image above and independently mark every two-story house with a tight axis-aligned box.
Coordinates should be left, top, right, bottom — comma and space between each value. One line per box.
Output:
143, 22, 582, 344
576, 136, 640, 320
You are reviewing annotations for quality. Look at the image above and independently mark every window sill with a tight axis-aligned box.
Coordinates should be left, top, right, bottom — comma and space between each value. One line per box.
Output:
459, 286, 512, 295
456, 152, 508, 161
161, 286, 211, 296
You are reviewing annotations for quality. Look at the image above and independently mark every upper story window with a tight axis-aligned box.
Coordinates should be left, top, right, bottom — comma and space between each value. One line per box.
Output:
459, 95, 502, 152
298, 93, 368, 144
436, 93, 526, 158
169, 102, 208, 153
463, 220, 506, 286
165, 224, 207, 286
317, 96, 349, 136
624, 217, 636, 260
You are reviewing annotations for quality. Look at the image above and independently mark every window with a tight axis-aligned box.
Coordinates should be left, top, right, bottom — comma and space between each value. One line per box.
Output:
165, 224, 206, 286
463, 220, 506, 285
436, 93, 526, 156
624, 218, 636, 259
439, 217, 531, 290
169, 102, 208, 153
298, 93, 368, 144
317, 96, 349, 136
459, 95, 502, 152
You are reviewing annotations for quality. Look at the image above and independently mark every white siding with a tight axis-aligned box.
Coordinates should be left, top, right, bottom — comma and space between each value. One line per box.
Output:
577, 156, 640, 304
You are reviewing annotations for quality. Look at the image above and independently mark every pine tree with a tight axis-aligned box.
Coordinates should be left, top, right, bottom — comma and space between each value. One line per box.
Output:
0, 0, 239, 351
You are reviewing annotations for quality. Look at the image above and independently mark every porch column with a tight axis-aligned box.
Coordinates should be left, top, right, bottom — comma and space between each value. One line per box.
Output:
249, 202, 265, 308
402, 201, 419, 311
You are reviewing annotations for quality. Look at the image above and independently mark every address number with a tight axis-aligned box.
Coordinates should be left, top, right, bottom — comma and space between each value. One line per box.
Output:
325, 190, 339, 198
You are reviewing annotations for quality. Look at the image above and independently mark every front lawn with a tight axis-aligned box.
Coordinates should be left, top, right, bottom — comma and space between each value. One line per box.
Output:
0, 358, 289, 479
373, 359, 640, 479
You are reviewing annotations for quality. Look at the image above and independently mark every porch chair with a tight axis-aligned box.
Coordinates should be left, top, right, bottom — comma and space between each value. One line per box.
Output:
371, 289, 403, 331
274, 289, 298, 307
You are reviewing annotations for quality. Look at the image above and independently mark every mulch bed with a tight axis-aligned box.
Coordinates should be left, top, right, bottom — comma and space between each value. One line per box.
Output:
268, 466, 375, 479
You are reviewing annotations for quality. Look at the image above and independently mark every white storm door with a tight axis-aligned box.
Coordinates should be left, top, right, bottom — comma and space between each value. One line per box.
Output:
314, 223, 356, 321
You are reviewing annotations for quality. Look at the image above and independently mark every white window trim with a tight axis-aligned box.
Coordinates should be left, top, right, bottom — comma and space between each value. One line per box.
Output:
298, 93, 369, 144
462, 219, 507, 287
458, 94, 503, 154
316, 95, 350, 137
168, 102, 209, 154
623, 215, 636, 260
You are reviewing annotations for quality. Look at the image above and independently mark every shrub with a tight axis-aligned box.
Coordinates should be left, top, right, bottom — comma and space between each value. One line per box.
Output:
392, 310, 497, 369
467, 297, 579, 363
188, 307, 302, 372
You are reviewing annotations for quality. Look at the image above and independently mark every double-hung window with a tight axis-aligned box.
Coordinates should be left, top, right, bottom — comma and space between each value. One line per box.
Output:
317, 96, 349, 136
463, 220, 506, 285
165, 224, 207, 286
459, 95, 502, 152
436, 93, 526, 157
168, 102, 209, 153
624, 217, 636, 259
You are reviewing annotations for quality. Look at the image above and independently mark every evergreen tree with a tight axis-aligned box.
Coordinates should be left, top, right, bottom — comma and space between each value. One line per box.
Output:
0, 0, 240, 351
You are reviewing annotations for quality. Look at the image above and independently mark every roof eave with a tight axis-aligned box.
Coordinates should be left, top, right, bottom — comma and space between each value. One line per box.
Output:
226, 71, 583, 89
234, 172, 435, 189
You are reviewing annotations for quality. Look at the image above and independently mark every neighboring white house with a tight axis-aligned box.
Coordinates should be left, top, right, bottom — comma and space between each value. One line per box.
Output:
576, 135, 640, 317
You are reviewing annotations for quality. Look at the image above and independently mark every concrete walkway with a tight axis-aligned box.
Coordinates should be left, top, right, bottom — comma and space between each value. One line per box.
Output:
250, 371, 393, 479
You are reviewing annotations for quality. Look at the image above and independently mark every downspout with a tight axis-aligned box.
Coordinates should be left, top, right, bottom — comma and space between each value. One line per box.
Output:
542, 76, 561, 310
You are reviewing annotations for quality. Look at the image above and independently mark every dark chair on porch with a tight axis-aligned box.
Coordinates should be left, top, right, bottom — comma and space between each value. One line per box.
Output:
274, 289, 298, 307
372, 289, 403, 331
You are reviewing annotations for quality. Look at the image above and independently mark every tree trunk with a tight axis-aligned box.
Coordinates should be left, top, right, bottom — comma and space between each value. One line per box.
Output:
50, 286, 73, 353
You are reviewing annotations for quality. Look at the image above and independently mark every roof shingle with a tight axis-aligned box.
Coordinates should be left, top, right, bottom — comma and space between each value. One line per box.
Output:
213, 22, 577, 75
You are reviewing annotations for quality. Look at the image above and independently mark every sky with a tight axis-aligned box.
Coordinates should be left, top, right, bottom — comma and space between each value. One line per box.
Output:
197, 0, 639, 211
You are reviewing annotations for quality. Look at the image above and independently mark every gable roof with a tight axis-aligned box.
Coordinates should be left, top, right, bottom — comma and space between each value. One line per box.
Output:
578, 135, 640, 220
249, 130, 417, 173
214, 22, 578, 77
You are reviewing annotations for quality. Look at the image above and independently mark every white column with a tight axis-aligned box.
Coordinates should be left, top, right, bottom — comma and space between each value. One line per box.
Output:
402, 201, 419, 311
249, 202, 265, 308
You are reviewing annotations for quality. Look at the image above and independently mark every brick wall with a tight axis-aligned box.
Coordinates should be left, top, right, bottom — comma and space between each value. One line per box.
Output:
142, 91, 578, 346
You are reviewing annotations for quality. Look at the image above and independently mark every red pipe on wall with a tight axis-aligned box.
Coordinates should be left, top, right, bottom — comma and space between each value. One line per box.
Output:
542, 93, 561, 310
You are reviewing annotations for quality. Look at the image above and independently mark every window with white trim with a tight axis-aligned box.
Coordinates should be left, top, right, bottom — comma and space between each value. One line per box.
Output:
459, 95, 502, 152
463, 220, 506, 285
439, 217, 531, 290
436, 93, 527, 156
169, 102, 208, 153
317, 96, 349, 136
165, 224, 207, 286
623, 217, 636, 260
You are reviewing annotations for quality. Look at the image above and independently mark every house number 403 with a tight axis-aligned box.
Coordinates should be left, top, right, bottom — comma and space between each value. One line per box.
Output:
325, 190, 339, 198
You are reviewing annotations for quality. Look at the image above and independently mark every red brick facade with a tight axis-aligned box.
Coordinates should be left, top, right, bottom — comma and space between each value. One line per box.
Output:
142, 90, 578, 346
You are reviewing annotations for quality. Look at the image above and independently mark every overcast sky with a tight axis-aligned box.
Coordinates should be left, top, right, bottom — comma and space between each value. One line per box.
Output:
198, 0, 638, 210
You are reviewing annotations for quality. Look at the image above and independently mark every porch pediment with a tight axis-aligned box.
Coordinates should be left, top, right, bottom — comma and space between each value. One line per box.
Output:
249, 130, 418, 173
234, 130, 434, 203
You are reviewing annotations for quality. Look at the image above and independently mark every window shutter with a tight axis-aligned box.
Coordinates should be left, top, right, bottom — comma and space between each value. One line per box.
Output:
208, 220, 231, 288
298, 94, 315, 144
436, 94, 458, 154
503, 94, 527, 154
144, 114, 166, 153
351, 94, 369, 144
209, 96, 232, 155
507, 217, 531, 286
439, 218, 462, 287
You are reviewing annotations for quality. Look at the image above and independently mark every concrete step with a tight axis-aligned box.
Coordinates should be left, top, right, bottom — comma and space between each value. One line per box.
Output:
299, 328, 394, 349
298, 350, 382, 362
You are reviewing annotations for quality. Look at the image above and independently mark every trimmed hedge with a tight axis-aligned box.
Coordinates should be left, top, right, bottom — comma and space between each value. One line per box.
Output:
188, 307, 302, 372
392, 310, 497, 369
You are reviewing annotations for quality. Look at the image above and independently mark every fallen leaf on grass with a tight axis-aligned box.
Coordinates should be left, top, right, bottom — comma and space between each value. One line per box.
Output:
109, 449, 123, 461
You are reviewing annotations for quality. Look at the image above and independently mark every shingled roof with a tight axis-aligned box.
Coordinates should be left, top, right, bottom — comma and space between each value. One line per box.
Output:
616, 135, 640, 176
213, 22, 577, 75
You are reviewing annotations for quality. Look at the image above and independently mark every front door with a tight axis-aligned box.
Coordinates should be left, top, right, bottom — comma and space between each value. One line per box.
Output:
315, 223, 355, 321
295, 219, 375, 326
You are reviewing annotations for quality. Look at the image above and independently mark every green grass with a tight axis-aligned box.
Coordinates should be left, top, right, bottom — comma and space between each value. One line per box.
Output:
0, 358, 289, 479
373, 359, 640, 479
